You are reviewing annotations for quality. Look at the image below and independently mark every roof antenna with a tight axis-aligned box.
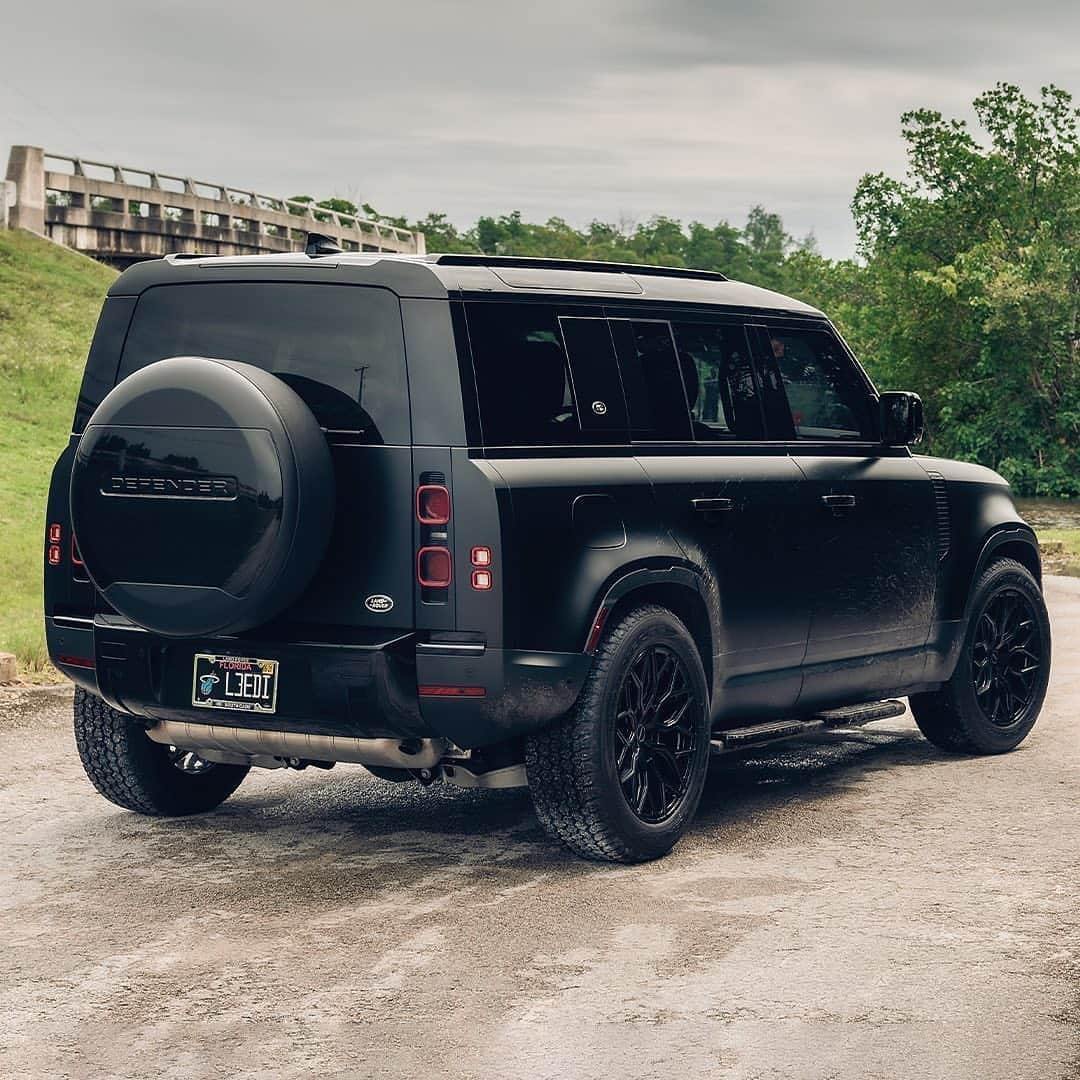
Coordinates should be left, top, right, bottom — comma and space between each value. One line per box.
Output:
305, 231, 343, 257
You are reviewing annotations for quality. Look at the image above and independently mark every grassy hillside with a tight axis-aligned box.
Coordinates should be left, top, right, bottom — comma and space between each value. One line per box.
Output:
0, 230, 116, 675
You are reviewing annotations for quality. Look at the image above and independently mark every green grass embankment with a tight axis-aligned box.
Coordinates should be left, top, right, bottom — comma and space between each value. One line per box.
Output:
0, 229, 115, 676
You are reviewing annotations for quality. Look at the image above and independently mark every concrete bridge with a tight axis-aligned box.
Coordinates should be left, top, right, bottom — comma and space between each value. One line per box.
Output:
2, 145, 425, 266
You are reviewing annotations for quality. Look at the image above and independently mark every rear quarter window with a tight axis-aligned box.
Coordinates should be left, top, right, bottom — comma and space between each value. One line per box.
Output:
118, 283, 409, 444
466, 301, 626, 447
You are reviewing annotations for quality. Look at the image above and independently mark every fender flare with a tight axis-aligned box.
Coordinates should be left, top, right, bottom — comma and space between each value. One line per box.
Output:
964, 524, 1041, 617
582, 561, 710, 654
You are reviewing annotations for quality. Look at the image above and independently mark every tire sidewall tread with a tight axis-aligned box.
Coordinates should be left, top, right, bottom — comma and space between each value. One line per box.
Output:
526, 604, 710, 863
911, 558, 1050, 755
73, 688, 248, 815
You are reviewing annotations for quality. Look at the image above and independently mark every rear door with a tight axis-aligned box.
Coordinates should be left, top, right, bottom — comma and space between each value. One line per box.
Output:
615, 314, 808, 719
116, 281, 417, 633
747, 322, 937, 703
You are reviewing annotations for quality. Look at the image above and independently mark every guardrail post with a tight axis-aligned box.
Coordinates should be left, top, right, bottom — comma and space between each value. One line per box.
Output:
5, 145, 45, 234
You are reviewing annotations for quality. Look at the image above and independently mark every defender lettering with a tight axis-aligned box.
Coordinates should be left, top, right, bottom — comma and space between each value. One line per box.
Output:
104, 475, 237, 498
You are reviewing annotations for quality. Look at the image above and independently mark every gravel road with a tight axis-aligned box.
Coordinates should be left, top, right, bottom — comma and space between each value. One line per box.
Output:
2, 580, 1078, 1080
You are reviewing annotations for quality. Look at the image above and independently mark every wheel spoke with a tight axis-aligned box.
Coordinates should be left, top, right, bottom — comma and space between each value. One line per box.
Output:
612, 642, 701, 824
971, 589, 1043, 730
635, 769, 651, 815
650, 745, 684, 789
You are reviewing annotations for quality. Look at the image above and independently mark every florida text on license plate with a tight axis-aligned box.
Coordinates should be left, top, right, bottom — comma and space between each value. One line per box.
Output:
192, 654, 279, 713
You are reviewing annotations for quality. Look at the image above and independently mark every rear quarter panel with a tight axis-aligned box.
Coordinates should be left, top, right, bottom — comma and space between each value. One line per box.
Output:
484, 451, 686, 653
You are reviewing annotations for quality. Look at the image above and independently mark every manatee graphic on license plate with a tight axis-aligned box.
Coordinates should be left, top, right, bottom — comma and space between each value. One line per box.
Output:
192, 654, 279, 713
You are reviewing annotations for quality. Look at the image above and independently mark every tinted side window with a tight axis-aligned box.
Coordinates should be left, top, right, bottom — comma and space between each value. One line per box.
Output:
672, 322, 764, 439
768, 328, 875, 440
467, 302, 573, 446
609, 320, 693, 442
119, 283, 408, 443
467, 302, 626, 446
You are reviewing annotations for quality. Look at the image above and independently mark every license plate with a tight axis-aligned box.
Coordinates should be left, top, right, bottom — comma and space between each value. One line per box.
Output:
192, 654, 279, 713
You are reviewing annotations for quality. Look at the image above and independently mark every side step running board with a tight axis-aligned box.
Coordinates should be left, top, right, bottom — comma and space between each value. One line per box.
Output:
711, 699, 907, 754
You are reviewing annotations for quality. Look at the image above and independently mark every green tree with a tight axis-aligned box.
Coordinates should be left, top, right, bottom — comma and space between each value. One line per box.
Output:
743, 205, 790, 288
848, 83, 1079, 494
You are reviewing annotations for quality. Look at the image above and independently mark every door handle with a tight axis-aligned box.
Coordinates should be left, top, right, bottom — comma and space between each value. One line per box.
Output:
821, 494, 857, 510
692, 497, 735, 513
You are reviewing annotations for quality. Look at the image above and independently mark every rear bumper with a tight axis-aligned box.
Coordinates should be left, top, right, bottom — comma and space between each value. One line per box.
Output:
46, 616, 590, 749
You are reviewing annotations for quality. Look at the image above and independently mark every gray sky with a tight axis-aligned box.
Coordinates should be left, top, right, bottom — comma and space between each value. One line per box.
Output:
2, 1, 1077, 258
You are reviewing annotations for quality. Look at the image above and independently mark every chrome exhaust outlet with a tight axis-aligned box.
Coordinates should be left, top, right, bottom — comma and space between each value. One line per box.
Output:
146, 719, 448, 769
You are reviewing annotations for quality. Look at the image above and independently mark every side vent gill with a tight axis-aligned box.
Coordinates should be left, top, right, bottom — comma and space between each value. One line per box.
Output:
926, 471, 951, 561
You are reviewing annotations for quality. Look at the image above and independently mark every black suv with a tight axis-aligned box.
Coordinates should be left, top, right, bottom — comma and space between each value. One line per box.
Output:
44, 249, 1052, 862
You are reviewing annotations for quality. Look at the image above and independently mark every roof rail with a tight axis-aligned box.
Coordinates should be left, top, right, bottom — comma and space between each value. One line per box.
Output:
432, 254, 727, 282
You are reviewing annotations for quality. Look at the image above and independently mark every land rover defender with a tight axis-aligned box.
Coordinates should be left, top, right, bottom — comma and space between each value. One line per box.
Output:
44, 247, 1051, 862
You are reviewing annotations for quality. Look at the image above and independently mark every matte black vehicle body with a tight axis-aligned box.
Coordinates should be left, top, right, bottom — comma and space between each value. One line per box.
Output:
45, 251, 1045, 834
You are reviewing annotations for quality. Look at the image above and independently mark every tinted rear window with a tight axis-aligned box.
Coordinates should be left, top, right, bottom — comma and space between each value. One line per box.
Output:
118, 283, 408, 443
466, 301, 626, 446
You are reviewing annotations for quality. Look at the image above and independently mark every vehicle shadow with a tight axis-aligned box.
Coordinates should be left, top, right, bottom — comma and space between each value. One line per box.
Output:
154, 720, 944, 878
696, 723, 937, 828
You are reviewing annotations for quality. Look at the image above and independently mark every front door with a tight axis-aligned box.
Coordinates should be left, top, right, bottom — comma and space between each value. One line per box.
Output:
610, 314, 809, 720
748, 322, 938, 705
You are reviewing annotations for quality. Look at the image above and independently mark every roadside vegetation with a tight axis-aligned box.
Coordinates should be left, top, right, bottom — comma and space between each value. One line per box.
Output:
1, 82, 1076, 675
0, 230, 116, 676
1037, 530, 1080, 577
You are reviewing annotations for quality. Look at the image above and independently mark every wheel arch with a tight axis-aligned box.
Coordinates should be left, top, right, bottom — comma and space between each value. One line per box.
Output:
984, 534, 1042, 582
583, 565, 715, 698
967, 526, 1042, 612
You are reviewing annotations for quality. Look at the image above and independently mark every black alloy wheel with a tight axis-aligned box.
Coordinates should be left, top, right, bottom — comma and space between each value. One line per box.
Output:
614, 644, 698, 823
525, 604, 711, 863
971, 588, 1043, 728
910, 558, 1050, 755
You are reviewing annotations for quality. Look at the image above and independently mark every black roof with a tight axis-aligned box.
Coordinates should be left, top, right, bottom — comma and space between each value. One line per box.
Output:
108, 251, 824, 317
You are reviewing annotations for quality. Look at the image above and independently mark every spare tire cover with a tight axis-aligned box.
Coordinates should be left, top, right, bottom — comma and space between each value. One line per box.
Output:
71, 356, 334, 637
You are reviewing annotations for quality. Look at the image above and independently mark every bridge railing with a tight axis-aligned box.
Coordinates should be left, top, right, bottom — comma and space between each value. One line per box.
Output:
4, 145, 426, 262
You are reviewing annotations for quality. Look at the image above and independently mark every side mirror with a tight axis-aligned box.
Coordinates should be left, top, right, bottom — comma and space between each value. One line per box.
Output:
879, 391, 924, 446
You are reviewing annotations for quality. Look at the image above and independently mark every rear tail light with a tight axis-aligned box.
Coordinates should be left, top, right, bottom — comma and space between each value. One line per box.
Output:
417, 546, 452, 587
470, 546, 491, 567
416, 485, 451, 525
48, 523, 62, 543
471, 569, 492, 590
47, 545, 62, 566
71, 535, 84, 567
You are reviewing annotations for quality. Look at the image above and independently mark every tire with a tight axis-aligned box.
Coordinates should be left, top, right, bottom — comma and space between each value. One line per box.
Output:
525, 604, 711, 863
911, 558, 1051, 754
73, 688, 249, 815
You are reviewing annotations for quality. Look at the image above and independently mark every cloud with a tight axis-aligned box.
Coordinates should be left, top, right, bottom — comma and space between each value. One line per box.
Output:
1, 0, 1077, 258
